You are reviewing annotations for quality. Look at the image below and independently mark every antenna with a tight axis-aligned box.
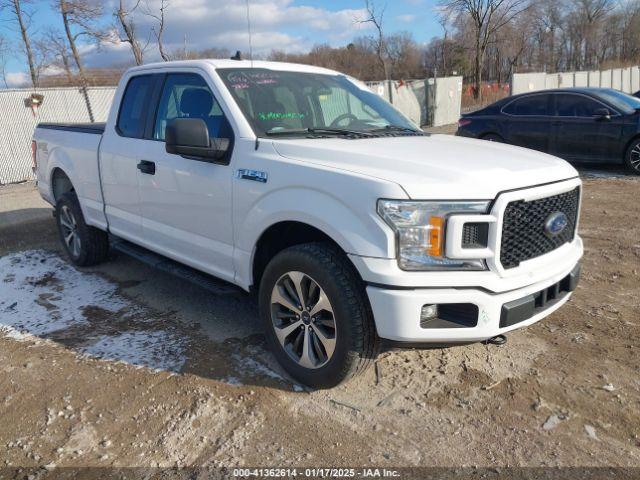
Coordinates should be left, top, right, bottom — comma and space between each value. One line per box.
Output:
245, 0, 254, 67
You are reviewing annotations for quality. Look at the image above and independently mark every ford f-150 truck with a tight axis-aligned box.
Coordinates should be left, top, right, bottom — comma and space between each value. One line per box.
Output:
33, 60, 583, 388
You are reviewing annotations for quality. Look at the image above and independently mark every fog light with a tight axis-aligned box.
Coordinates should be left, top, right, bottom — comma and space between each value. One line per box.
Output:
421, 304, 439, 323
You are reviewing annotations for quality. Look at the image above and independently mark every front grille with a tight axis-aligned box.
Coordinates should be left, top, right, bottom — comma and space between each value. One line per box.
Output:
500, 187, 580, 269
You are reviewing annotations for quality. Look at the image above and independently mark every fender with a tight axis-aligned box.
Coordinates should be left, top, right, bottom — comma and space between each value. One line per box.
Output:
46, 143, 107, 230
234, 186, 397, 290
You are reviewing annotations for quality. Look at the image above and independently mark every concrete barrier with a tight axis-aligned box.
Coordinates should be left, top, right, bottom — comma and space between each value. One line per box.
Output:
366, 75, 463, 127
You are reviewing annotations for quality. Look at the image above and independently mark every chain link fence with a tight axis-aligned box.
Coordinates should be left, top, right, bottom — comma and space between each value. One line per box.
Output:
0, 86, 116, 185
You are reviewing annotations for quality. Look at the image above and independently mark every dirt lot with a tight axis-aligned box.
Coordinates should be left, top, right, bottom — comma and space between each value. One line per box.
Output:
0, 168, 639, 475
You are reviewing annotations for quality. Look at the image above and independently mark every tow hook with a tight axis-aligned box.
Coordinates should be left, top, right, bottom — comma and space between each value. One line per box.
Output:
484, 334, 507, 346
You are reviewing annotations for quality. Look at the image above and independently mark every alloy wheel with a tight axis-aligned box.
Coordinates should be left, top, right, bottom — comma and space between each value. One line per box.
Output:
59, 205, 81, 258
630, 143, 640, 171
270, 271, 337, 369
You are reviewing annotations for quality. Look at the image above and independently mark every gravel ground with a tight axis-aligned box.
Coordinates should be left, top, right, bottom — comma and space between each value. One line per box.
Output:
0, 168, 639, 476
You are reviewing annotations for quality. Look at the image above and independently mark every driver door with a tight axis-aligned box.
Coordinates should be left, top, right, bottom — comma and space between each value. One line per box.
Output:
136, 72, 236, 282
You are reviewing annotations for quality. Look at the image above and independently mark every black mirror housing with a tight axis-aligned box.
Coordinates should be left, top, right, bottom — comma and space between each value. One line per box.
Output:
593, 108, 611, 120
165, 118, 230, 162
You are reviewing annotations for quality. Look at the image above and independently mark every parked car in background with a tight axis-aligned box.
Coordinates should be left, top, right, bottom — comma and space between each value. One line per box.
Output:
457, 88, 640, 174
33, 60, 583, 388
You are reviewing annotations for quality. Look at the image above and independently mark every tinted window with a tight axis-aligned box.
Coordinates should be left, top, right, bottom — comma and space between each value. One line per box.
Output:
117, 75, 155, 138
154, 73, 231, 141
503, 95, 549, 116
594, 89, 640, 114
555, 94, 603, 117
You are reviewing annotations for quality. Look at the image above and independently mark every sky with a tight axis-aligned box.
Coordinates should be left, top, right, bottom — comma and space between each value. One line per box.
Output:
0, 0, 442, 87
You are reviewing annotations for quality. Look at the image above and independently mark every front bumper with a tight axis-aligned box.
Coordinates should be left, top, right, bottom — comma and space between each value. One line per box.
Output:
366, 262, 581, 343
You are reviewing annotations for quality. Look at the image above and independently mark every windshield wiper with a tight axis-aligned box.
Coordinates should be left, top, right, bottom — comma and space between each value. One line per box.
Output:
369, 125, 425, 134
264, 127, 372, 137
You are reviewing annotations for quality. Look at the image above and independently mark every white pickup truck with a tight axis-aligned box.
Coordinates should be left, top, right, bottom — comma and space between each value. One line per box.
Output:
33, 59, 583, 388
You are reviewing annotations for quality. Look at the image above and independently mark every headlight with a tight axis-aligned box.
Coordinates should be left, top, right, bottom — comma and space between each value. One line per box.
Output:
377, 200, 490, 271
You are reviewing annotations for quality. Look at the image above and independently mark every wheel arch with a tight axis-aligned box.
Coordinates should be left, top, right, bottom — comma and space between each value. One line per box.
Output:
481, 132, 505, 142
251, 221, 351, 289
50, 167, 75, 203
622, 133, 640, 163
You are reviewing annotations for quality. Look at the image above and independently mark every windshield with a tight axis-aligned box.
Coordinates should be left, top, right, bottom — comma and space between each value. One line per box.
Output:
217, 68, 420, 137
596, 89, 640, 114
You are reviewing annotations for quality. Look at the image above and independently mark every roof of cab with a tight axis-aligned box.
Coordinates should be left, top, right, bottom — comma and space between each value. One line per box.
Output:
125, 59, 342, 77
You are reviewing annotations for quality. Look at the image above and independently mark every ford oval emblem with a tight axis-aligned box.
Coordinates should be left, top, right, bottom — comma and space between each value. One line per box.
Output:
545, 212, 569, 237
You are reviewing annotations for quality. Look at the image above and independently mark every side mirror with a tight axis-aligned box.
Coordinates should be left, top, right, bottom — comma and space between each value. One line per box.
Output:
165, 118, 230, 162
593, 108, 611, 121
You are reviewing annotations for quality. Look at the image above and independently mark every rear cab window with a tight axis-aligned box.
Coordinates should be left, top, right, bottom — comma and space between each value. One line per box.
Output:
117, 75, 157, 138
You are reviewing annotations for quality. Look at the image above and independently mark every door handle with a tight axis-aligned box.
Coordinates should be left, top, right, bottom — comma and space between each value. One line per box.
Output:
137, 160, 155, 175
551, 121, 563, 127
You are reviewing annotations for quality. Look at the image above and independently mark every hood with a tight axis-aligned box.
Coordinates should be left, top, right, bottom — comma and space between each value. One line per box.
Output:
271, 134, 579, 200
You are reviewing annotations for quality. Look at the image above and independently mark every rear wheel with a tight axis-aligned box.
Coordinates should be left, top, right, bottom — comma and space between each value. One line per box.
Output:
259, 243, 379, 388
56, 192, 109, 266
624, 138, 640, 174
482, 133, 504, 143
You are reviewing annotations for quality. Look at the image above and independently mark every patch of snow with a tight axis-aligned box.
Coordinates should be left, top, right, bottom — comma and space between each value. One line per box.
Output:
232, 353, 287, 382
223, 376, 244, 386
0, 250, 186, 372
579, 169, 634, 179
82, 331, 185, 372
0, 250, 127, 335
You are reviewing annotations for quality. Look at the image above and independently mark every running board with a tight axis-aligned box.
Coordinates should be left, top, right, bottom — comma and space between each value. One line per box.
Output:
111, 238, 244, 296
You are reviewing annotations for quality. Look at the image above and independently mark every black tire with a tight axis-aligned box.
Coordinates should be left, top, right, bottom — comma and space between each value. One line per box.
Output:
55, 192, 109, 267
624, 138, 640, 174
482, 133, 504, 143
259, 243, 379, 388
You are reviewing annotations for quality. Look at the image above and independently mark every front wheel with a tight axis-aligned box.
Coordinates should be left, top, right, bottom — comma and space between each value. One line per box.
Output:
624, 138, 640, 174
259, 243, 379, 388
56, 192, 109, 266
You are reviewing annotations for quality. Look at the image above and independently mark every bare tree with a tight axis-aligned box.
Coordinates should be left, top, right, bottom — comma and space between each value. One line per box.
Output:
435, 5, 456, 75
144, 0, 170, 61
36, 29, 74, 82
57, 0, 104, 81
571, 0, 614, 69
57, 0, 104, 122
0, 0, 39, 87
115, 0, 146, 65
360, 0, 389, 80
0, 34, 10, 88
440, 0, 530, 98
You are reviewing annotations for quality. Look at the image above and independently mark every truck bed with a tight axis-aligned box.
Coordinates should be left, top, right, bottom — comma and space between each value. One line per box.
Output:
38, 122, 106, 135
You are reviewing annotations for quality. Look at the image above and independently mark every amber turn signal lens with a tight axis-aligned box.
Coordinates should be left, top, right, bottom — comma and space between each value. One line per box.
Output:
427, 216, 445, 257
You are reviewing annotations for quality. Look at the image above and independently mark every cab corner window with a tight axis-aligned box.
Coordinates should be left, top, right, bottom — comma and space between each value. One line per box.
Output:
117, 75, 155, 138
154, 73, 232, 142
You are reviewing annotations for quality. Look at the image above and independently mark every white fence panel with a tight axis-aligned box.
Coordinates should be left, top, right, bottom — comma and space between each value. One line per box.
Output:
612, 69, 623, 90
545, 75, 559, 89
512, 66, 640, 95
574, 72, 589, 87
632, 67, 640, 92
0, 86, 116, 185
